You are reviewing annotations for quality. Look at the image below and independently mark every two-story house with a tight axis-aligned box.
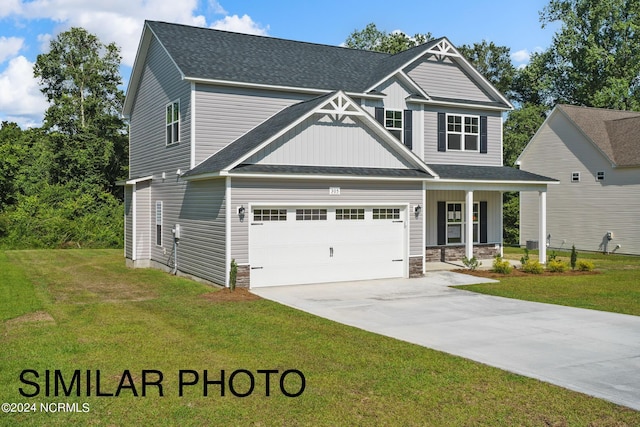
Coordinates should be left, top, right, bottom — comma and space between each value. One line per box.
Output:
121, 21, 555, 288
519, 104, 640, 255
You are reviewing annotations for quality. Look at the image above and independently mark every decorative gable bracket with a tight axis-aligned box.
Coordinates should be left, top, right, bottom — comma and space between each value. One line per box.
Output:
425, 39, 460, 61
316, 92, 363, 120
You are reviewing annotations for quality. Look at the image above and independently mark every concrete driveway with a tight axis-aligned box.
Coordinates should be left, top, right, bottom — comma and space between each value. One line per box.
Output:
252, 272, 640, 411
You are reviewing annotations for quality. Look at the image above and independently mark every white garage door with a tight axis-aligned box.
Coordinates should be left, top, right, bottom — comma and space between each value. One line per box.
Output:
249, 206, 407, 287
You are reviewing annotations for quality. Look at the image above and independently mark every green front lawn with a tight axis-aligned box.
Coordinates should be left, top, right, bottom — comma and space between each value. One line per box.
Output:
460, 248, 640, 316
1, 249, 638, 426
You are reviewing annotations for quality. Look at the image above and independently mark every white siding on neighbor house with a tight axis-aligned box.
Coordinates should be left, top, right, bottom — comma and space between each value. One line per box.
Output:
148, 178, 227, 285
423, 108, 503, 166
128, 36, 191, 178
245, 114, 415, 169
425, 190, 502, 246
230, 178, 424, 264
194, 85, 310, 164
405, 55, 495, 103
519, 112, 640, 255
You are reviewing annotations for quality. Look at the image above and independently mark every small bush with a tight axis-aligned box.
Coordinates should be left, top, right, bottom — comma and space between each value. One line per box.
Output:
520, 248, 530, 265
462, 256, 481, 271
570, 245, 578, 270
576, 260, 595, 272
522, 259, 544, 274
491, 256, 512, 274
229, 259, 238, 291
547, 259, 568, 272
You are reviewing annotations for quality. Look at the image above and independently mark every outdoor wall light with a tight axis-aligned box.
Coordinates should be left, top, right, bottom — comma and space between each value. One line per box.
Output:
414, 205, 421, 216
238, 206, 245, 215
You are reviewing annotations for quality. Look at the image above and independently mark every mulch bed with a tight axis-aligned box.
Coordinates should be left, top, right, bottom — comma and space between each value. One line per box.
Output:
453, 269, 600, 280
200, 287, 262, 302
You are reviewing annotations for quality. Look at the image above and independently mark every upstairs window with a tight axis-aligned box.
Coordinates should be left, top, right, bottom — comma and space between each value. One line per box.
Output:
596, 171, 605, 181
166, 100, 180, 145
571, 172, 580, 182
385, 110, 403, 140
447, 114, 479, 151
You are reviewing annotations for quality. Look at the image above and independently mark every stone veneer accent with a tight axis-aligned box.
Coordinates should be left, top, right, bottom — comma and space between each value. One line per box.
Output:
236, 264, 251, 288
425, 244, 500, 263
409, 256, 423, 278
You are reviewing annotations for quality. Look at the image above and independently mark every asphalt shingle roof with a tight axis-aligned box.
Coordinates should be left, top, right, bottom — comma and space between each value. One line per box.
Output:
183, 92, 336, 177
427, 164, 558, 182
558, 104, 640, 167
147, 20, 442, 93
231, 164, 433, 178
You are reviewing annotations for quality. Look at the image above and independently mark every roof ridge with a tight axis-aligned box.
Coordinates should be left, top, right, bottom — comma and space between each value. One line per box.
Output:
146, 20, 391, 57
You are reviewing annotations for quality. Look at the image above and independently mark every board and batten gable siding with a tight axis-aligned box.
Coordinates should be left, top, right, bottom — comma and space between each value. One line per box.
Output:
245, 114, 415, 169
519, 112, 640, 255
149, 178, 227, 285
425, 190, 501, 246
405, 55, 495, 104
128, 36, 191, 178
194, 85, 311, 164
230, 178, 424, 264
423, 108, 502, 166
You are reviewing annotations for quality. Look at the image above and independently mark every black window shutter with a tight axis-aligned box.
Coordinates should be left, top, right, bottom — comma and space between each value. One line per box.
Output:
480, 201, 488, 243
375, 107, 384, 125
403, 109, 412, 149
480, 115, 488, 153
437, 112, 446, 152
437, 201, 446, 245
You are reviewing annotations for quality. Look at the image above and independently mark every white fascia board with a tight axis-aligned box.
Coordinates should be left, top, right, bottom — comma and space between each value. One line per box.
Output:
181, 171, 223, 181
227, 172, 428, 182
123, 175, 153, 185
397, 70, 431, 100
407, 97, 511, 112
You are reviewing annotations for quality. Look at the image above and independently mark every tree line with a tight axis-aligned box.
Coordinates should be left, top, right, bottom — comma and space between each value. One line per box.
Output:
0, 28, 127, 248
1, 0, 637, 248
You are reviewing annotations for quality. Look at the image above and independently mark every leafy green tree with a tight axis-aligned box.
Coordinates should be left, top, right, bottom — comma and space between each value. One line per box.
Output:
503, 103, 548, 167
0, 122, 27, 209
345, 23, 432, 54
458, 41, 516, 97
537, 0, 640, 109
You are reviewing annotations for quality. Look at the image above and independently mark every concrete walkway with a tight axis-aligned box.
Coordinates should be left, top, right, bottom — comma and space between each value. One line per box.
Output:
252, 272, 640, 411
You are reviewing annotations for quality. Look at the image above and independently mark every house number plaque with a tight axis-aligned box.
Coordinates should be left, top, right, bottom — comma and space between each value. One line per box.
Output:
329, 187, 340, 195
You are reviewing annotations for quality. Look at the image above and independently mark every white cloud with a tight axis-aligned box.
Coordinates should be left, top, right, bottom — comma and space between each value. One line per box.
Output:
0, 36, 24, 63
211, 14, 269, 35
0, 56, 48, 125
511, 49, 530, 64
209, 0, 227, 15
0, 0, 21, 18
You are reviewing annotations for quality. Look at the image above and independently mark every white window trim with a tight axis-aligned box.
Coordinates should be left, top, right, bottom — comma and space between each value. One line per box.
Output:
384, 109, 403, 140
166, 99, 180, 146
446, 113, 480, 152
571, 171, 581, 182
445, 201, 479, 245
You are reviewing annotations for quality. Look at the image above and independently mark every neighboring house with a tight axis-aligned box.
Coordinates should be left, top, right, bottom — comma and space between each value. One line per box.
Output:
519, 104, 640, 256
121, 21, 555, 288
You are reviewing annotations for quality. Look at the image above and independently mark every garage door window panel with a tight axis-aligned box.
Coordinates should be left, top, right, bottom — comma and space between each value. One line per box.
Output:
254, 209, 287, 221
336, 208, 365, 220
296, 209, 327, 221
373, 208, 400, 220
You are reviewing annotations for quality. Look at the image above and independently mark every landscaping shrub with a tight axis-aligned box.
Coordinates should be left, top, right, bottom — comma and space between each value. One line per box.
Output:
462, 256, 481, 271
547, 259, 568, 272
576, 260, 595, 272
522, 259, 544, 274
571, 245, 578, 270
492, 256, 513, 274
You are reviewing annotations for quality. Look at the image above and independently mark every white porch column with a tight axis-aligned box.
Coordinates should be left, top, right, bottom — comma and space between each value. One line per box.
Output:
539, 190, 547, 264
465, 190, 474, 259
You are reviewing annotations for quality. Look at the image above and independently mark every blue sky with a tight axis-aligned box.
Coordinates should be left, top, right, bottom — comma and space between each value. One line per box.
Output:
0, 0, 558, 128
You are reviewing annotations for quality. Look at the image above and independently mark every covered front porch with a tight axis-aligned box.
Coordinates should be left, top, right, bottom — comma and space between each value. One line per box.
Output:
422, 164, 558, 268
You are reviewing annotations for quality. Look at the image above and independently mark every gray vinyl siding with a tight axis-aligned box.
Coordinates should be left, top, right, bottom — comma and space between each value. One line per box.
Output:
194, 85, 310, 164
375, 78, 412, 107
519, 112, 640, 255
424, 108, 502, 166
230, 178, 424, 263
128, 36, 191, 177
135, 180, 151, 261
405, 56, 494, 103
246, 114, 414, 168
149, 178, 227, 285
124, 185, 133, 259
425, 190, 502, 246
